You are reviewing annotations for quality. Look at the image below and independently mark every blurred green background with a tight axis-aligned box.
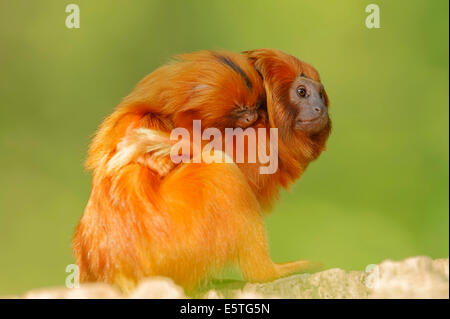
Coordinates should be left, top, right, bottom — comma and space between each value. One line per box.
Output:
0, 0, 448, 295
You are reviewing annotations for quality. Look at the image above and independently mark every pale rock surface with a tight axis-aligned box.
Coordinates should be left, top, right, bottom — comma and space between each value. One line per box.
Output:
369, 256, 449, 298
201, 289, 223, 299
239, 268, 370, 299
129, 277, 186, 299
8, 256, 449, 299
22, 283, 122, 299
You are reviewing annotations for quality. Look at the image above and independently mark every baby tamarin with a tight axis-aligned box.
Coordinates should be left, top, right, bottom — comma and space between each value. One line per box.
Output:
85, 50, 264, 176
73, 49, 331, 293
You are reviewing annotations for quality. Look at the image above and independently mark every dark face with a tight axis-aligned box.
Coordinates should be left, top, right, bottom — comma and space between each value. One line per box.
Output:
289, 76, 329, 135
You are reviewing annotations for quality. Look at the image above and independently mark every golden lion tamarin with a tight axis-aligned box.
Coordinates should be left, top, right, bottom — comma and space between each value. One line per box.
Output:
73, 49, 331, 293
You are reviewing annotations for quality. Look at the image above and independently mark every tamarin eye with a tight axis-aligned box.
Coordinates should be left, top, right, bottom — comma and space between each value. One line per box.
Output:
297, 86, 307, 98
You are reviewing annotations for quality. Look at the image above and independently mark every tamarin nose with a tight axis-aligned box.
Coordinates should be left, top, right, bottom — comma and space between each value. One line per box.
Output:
245, 112, 258, 123
236, 110, 258, 128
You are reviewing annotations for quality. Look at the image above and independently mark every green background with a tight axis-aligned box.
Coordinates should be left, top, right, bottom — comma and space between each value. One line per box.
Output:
0, 0, 448, 295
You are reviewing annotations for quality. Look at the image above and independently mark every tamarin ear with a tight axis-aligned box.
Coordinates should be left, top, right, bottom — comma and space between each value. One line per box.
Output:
242, 49, 274, 77
242, 49, 265, 77
243, 49, 297, 86
243, 55, 263, 81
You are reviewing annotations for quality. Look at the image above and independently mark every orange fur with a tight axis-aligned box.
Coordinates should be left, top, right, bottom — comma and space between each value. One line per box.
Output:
73, 49, 331, 293
74, 51, 270, 293
85, 50, 263, 173
238, 49, 331, 210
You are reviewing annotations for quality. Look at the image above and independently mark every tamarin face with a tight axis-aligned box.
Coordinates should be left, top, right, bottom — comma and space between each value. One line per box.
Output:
288, 75, 329, 135
244, 49, 331, 159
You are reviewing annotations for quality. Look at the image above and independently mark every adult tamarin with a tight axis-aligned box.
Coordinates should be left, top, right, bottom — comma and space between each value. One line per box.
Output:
73, 49, 331, 293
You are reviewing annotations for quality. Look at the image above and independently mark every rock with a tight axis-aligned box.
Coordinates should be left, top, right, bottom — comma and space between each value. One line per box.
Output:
369, 256, 449, 299
21, 283, 122, 299
433, 258, 449, 279
201, 289, 223, 299
129, 277, 186, 299
7, 256, 449, 299
235, 269, 369, 299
